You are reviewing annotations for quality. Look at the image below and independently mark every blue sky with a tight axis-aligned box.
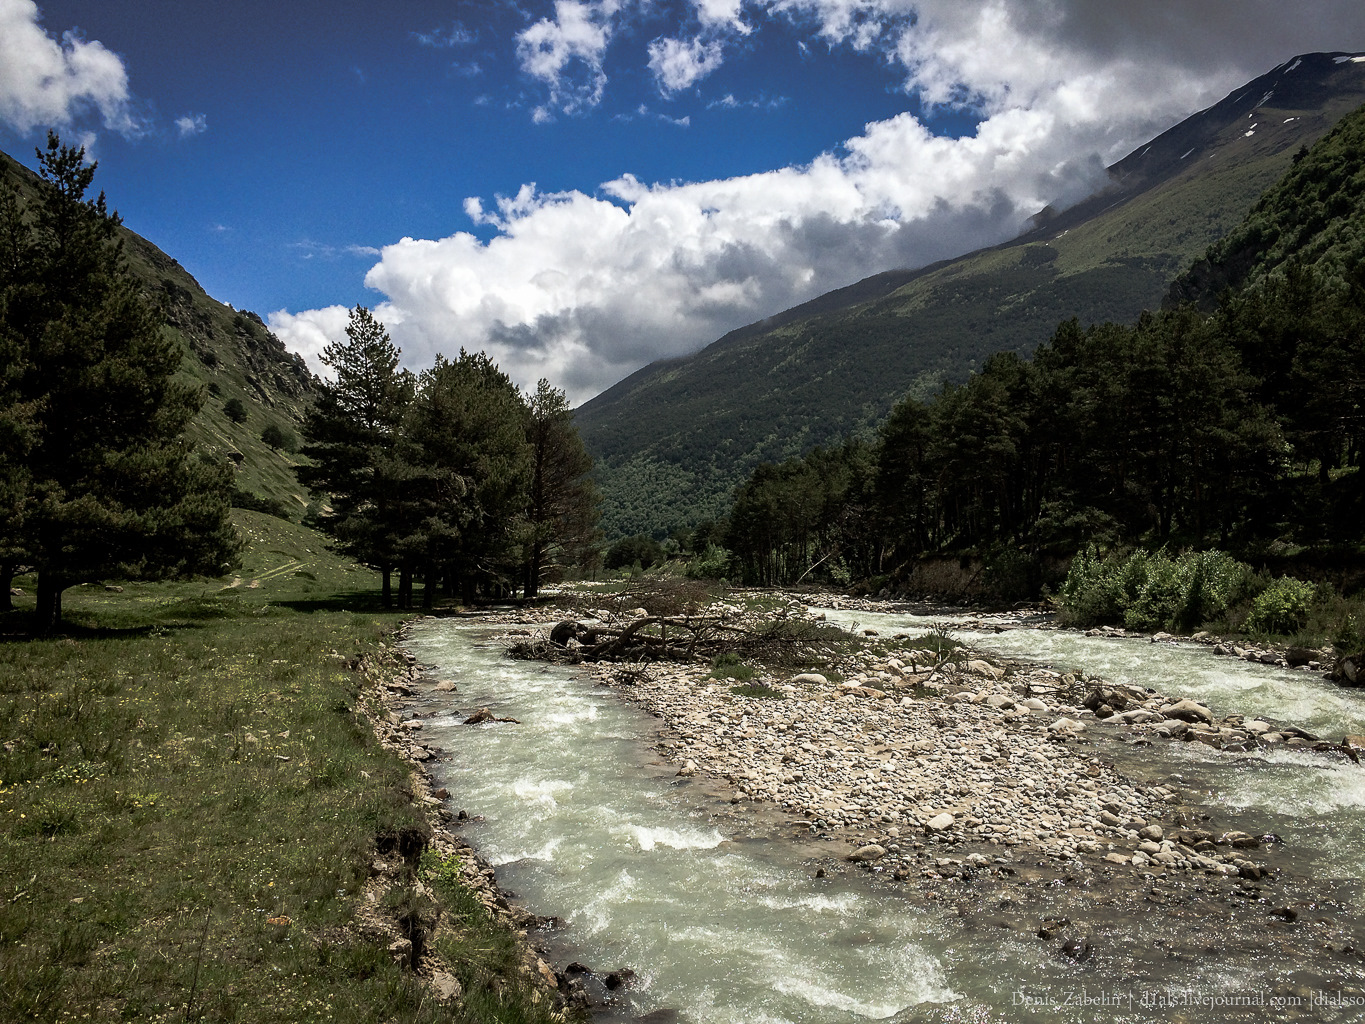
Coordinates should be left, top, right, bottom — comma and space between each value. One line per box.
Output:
2, 0, 1363, 401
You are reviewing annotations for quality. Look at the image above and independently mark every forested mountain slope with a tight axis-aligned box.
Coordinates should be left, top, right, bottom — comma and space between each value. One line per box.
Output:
1, 148, 317, 517
577, 52, 1365, 539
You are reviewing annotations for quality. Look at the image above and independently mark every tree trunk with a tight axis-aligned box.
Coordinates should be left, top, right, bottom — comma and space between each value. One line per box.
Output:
35, 570, 64, 634
422, 563, 436, 610
524, 543, 543, 599
382, 565, 393, 609
0, 563, 12, 613
398, 564, 413, 610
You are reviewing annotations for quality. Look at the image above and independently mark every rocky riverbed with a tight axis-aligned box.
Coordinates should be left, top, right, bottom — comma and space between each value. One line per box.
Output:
390, 594, 1365, 1019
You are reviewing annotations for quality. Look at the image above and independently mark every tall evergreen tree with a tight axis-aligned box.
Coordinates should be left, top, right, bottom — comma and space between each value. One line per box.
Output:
299, 305, 413, 606
0, 133, 238, 631
521, 379, 599, 598
398, 351, 531, 606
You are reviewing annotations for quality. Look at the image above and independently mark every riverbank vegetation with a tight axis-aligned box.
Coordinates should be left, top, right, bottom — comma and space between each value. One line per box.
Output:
0, 511, 566, 1023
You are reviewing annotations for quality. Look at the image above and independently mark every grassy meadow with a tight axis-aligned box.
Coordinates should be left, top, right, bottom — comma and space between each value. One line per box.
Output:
0, 511, 564, 1023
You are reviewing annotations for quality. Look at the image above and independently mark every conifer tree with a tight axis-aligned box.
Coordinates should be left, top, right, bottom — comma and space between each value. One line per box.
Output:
522, 379, 599, 597
0, 133, 238, 631
299, 305, 413, 606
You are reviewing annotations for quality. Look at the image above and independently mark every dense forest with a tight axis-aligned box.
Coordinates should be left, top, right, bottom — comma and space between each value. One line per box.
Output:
709, 103, 1365, 618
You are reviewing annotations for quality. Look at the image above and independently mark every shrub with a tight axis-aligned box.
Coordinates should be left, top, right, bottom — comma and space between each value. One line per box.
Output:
222, 397, 247, 423
1059, 546, 1255, 632
1245, 576, 1316, 636
260, 422, 297, 451
684, 543, 731, 580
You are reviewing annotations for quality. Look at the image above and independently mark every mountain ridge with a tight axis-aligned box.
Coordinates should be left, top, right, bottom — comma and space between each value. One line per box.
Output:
576, 51, 1365, 539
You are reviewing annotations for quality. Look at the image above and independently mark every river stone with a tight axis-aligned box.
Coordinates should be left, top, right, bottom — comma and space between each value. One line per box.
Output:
429, 971, 462, 1002
1164, 699, 1215, 724
1139, 824, 1164, 842
790, 673, 828, 686
1021, 698, 1048, 711
848, 844, 887, 862
1244, 719, 1273, 735
1104, 853, 1130, 865
924, 812, 955, 831
1048, 717, 1086, 734
966, 659, 1005, 680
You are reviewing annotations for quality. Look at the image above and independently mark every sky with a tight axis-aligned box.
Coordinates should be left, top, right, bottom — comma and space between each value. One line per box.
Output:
2, 1, 1365, 405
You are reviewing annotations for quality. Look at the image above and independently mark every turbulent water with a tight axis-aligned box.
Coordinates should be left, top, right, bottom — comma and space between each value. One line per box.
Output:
403, 613, 1365, 1023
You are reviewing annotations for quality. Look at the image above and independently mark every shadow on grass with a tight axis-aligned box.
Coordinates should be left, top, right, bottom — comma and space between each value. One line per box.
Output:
273, 591, 397, 614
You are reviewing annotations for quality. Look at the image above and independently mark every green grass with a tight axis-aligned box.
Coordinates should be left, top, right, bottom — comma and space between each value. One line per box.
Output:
0, 516, 567, 1024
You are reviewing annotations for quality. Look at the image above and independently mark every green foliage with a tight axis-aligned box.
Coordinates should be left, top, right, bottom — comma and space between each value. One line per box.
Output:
684, 543, 732, 580
605, 534, 664, 571
259, 421, 296, 451
222, 396, 248, 423
1245, 576, 1317, 636
708, 650, 756, 682
1059, 547, 1257, 631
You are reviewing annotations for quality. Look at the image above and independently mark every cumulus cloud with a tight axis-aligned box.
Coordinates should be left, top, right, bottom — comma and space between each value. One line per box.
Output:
0, 0, 137, 134
648, 35, 726, 93
274, 0, 1365, 403
516, 0, 623, 119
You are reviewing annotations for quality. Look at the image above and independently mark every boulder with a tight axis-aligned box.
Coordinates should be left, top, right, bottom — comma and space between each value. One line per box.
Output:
924, 812, 955, 831
966, 659, 1005, 680
550, 620, 585, 647
848, 844, 887, 862
1332, 654, 1362, 686
1164, 699, 1214, 724
790, 673, 828, 686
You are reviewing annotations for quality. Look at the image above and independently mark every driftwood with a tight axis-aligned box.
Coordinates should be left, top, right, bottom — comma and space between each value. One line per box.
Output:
506, 612, 856, 666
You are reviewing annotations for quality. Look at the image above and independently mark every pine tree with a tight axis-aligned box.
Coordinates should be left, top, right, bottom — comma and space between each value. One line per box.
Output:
299, 305, 413, 606
522, 379, 599, 597
0, 133, 239, 631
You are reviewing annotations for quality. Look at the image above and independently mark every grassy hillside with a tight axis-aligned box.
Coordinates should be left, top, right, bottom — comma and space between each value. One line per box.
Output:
0, 148, 317, 518
577, 52, 1365, 539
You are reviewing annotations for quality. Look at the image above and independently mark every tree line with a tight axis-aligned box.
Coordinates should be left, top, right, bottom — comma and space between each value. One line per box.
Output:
300, 306, 600, 608
720, 260, 1364, 588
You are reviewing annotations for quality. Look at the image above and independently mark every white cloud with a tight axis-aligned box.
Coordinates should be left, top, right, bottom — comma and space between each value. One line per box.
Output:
267, 305, 355, 375
0, 0, 136, 134
516, 0, 623, 119
648, 35, 726, 93
275, 0, 1365, 404
175, 113, 207, 137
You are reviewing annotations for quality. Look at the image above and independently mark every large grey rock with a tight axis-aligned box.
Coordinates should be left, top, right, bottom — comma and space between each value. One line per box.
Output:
924, 812, 955, 831
848, 844, 887, 862
1164, 699, 1214, 724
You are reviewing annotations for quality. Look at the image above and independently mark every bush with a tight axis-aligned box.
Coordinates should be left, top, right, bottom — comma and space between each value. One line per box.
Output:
1059, 546, 1256, 632
222, 397, 247, 423
684, 543, 731, 580
1245, 576, 1316, 636
260, 423, 297, 452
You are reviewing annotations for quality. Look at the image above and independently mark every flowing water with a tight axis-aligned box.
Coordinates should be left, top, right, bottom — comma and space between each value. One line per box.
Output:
819, 607, 1365, 884
403, 614, 1365, 1023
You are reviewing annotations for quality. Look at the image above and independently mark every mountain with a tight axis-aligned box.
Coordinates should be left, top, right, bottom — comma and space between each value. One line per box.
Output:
1, 147, 318, 517
576, 52, 1365, 540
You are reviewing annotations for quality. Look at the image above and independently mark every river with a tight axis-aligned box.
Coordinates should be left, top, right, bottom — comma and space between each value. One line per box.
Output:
401, 609, 1365, 1022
